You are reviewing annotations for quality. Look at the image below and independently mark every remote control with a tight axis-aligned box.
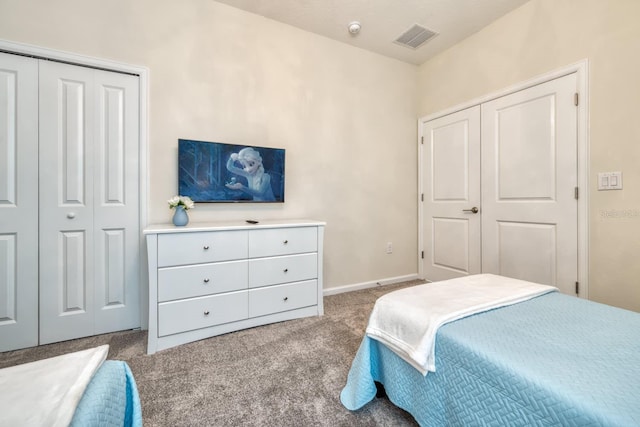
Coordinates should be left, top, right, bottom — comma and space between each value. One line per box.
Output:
246, 220, 259, 224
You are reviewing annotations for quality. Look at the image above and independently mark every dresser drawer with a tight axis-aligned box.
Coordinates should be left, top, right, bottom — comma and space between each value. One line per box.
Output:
157, 230, 248, 267
248, 227, 317, 258
248, 253, 317, 288
158, 260, 248, 302
248, 280, 317, 318
158, 291, 248, 337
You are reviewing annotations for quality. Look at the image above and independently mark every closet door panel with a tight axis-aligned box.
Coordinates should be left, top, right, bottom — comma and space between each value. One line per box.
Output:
481, 73, 578, 294
61, 231, 88, 311
39, 60, 95, 344
61, 81, 87, 203
93, 70, 140, 333
0, 53, 38, 352
422, 106, 481, 282
0, 236, 16, 319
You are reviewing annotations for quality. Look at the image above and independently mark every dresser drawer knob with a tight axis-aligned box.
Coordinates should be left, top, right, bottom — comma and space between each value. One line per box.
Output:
283, 297, 288, 302
283, 268, 288, 273
204, 310, 210, 316
283, 240, 288, 244
203, 278, 210, 283
203, 245, 210, 250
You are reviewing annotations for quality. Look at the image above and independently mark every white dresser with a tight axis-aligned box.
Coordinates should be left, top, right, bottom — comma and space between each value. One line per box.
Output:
144, 219, 325, 354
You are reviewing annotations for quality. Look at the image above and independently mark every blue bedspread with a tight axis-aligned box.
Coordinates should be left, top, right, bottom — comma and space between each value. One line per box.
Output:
341, 292, 640, 426
71, 360, 143, 427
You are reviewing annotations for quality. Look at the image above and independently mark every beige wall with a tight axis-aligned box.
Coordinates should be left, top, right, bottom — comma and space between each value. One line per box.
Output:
4, 0, 637, 310
0, 0, 418, 290
417, 0, 640, 311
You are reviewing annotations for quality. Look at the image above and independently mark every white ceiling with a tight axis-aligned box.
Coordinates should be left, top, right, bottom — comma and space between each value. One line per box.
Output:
214, 0, 530, 65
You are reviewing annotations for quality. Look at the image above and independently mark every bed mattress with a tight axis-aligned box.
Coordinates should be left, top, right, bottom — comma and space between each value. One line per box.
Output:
341, 292, 640, 426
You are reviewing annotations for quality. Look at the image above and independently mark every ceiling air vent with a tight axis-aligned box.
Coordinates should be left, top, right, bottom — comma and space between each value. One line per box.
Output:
394, 24, 438, 49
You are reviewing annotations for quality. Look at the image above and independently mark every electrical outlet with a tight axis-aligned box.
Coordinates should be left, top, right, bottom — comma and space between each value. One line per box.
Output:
386, 242, 393, 254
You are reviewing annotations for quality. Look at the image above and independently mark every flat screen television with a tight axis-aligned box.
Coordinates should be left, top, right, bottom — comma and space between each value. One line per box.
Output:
178, 139, 285, 203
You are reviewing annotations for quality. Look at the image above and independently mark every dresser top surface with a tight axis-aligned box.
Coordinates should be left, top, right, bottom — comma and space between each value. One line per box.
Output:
144, 218, 326, 235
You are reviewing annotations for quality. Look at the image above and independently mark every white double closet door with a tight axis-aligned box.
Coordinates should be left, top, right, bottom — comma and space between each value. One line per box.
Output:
0, 52, 140, 352
422, 73, 578, 295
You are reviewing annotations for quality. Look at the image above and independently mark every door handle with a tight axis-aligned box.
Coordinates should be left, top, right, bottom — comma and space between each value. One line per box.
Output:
462, 207, 479, 214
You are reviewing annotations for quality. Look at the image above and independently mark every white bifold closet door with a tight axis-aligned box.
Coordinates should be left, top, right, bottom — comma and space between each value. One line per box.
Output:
38, 60, 140, 344
0, 52, 140, 351
0, 53, 39, 351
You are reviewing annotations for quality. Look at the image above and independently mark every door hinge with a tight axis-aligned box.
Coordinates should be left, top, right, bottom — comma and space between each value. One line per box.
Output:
574, 187, 579, 200
421, 193, 424, 202
575, 281, 579, 295
421, 136, 424, 144
421, 251, 424, 259
574, 92, 579, 106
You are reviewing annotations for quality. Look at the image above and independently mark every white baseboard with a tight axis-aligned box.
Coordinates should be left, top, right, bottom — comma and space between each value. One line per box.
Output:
323, 274, 422, 296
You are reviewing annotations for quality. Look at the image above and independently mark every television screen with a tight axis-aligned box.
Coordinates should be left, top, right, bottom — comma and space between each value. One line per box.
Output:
178, 139, 285, 203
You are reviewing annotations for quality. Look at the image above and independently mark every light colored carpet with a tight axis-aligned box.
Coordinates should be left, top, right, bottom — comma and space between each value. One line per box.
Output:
0, 280, 425, 426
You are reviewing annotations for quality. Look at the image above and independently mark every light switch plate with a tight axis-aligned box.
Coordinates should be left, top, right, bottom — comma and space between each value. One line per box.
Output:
610, 171, 623, 189
598, 172, 622, 190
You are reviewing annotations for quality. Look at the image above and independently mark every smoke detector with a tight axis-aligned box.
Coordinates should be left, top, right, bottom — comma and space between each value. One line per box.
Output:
348, 21, 361, 35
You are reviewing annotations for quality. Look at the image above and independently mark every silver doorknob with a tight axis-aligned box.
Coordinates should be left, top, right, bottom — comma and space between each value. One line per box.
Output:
462, 207, 479, 214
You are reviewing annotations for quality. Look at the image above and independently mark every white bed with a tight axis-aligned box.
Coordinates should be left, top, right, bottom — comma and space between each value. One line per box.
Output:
341, 274, 640, 426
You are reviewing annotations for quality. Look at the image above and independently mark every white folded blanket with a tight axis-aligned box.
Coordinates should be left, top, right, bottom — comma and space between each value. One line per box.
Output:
366, 274, 557, 375
0, 345, 109, 427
